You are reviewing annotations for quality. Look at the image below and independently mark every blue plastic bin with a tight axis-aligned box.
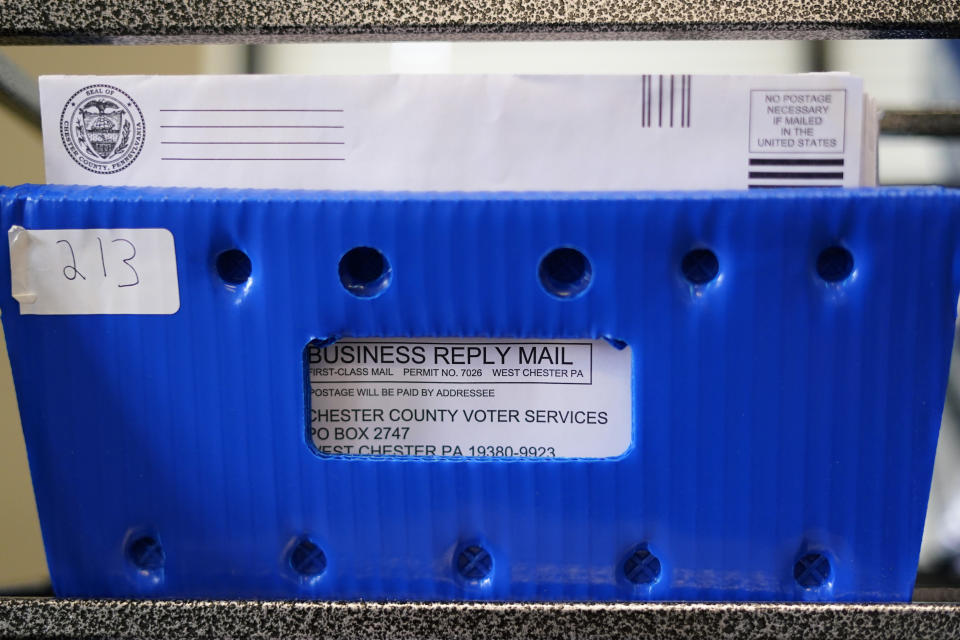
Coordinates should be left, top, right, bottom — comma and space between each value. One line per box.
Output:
1, 184, 958, 601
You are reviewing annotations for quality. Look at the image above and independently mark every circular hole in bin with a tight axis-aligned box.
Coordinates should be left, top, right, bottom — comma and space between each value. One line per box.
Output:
794, 552, 832, 589
289, 537, 327, 577
539, 247, 592, 299
623, 545, 662, 585
816, 246, 854, 283
456, 544, 493, 582
216, 249, 252, 285
339, 247, 391, 298
126, 535, 165, 572
681, 248, 719, 285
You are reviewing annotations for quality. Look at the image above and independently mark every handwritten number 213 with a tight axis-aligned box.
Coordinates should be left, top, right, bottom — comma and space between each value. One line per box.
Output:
56, 238, 140, 288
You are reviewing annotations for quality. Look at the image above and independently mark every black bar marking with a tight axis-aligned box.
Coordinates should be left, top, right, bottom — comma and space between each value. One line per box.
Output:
646, 74, 652, 128
658, 75, 663, 127
749, 184, 843, 189
641, 75, 647, 127
670, 75, 675, 128
749, 158, 844, 166
748, 171, 844, 179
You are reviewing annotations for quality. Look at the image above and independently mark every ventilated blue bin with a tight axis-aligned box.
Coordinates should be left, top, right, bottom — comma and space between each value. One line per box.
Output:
1, 184, 958, 601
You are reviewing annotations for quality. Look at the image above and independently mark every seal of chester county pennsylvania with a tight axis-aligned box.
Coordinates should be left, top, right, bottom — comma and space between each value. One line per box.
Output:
60, 85, 145, 174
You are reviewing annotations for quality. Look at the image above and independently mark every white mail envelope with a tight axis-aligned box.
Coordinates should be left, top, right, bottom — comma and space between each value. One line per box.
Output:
40, 74, 877, 190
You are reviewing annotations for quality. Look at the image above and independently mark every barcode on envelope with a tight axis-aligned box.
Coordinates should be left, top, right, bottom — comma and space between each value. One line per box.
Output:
640, 75, 691, 128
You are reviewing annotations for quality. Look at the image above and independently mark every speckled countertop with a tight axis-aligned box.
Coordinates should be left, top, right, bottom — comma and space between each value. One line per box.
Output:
1, 599, 959, 640
0, 0, 959, 43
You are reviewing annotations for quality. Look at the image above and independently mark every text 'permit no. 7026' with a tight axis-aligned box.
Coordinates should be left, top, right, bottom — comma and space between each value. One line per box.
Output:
306, 338, 632, 458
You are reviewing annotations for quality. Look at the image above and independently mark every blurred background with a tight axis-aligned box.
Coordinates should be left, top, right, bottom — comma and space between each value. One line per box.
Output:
1, 39, 960, 593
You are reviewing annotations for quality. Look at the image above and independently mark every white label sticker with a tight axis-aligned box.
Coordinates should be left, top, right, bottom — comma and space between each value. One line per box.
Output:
307, 338, 633, 458
749, 89, 846, 153
8, 226, 179, 315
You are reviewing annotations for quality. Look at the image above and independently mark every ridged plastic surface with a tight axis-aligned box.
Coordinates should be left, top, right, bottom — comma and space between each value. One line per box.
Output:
1, 184, 958, 602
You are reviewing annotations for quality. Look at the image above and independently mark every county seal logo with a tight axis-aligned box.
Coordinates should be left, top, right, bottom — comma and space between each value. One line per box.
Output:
60, 85, 145, 174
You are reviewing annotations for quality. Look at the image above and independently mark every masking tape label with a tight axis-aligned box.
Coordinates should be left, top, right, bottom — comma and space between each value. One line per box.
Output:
8, 226, 179, 315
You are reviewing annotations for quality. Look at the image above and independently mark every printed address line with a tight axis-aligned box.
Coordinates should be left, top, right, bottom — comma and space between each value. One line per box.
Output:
159, 108, 343, 112
160, 157, 347, 161
160, 141, 345, 145
159, 125, 344, 129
